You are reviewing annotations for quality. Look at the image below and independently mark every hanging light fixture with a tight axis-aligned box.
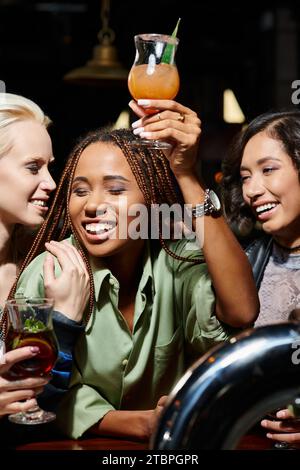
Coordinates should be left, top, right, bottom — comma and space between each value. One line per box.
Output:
64, 0, 128, 86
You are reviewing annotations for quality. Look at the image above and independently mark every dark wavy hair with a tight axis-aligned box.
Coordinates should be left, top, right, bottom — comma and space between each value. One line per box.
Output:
221, 110, 300, 235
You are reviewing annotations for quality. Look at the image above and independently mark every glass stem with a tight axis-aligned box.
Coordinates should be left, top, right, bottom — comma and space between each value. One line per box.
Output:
24, 405, 44, 420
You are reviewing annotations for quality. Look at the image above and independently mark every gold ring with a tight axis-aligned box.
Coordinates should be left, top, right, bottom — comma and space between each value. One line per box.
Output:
177, 113, 185, 122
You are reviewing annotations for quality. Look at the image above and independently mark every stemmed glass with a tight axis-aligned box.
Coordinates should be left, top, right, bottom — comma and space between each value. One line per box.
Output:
5, 298, 58, 424
265, 408, 292, 449
265, 308, 300, 449
128, 33, 180, 149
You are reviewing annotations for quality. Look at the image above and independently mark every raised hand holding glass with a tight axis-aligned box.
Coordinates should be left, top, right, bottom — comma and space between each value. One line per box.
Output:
128, 33, 180, 149
5, 298, 58, 424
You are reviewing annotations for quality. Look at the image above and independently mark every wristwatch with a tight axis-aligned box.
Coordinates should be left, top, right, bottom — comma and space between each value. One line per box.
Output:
191, 189, 221, 217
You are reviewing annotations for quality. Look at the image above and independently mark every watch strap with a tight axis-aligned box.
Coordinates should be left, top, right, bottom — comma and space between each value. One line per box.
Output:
191, 189, 221, 217
191, 189, 209, 218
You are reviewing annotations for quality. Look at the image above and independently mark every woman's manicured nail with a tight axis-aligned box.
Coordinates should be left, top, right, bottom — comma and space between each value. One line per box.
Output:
140, 131, 152, 138
137, 99, 151, 106
132, 119, 142, 129
133, 127, 144, 135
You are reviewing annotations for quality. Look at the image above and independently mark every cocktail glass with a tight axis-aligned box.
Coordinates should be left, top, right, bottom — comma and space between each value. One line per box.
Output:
264, 308, 300, 448
5, 298, 58, 425
128, 33, 180, 149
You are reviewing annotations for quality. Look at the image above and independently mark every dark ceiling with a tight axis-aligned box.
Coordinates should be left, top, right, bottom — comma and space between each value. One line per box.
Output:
1, 0, 299, 184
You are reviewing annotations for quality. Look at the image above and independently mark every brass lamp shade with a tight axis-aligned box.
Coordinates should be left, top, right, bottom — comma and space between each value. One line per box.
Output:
64, 0, 128, 87
64, 42, 128, 86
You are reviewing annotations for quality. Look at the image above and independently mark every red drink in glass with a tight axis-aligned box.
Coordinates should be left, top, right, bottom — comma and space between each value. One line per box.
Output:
7, 329, 58, 377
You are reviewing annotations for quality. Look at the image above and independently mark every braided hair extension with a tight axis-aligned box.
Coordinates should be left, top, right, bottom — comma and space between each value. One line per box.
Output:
1, 128, 202, 339
111, 132, 202, 263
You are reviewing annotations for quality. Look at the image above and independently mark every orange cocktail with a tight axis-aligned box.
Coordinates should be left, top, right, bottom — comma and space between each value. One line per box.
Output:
128, 33, 180, 147
128, 63, 179, 102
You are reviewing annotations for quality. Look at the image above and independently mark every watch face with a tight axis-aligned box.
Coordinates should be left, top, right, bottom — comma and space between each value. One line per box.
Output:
208, 190, 221, 211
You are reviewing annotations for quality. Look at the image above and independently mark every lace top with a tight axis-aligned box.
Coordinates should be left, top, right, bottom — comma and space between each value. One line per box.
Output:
255, 244, 300, 327
0, 308, 4, 343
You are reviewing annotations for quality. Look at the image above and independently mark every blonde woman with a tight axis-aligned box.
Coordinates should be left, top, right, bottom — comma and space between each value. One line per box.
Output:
0, 93, 56, 309
0, 93, 56, 416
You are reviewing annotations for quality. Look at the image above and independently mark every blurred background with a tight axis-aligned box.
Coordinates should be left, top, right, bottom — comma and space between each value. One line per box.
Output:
0, 0, 299, 184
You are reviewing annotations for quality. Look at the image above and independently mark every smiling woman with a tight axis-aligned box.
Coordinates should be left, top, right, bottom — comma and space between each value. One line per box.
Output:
69, 141, 146, 257
0, 92, 57, 422
0, 93, 55, 306
222, 110, 300, 323
0, 94, 56, 310
0, 120, 55, 226
240, 136, 300, 237
222, 109, 300, 447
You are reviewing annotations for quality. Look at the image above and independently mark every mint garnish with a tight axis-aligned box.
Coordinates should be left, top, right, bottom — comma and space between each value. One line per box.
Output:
161, 18, 181, 64
24, 317, 46, 333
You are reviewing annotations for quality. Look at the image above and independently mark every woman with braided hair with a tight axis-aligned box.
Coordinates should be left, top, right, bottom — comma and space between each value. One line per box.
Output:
12, 99, 258, 440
